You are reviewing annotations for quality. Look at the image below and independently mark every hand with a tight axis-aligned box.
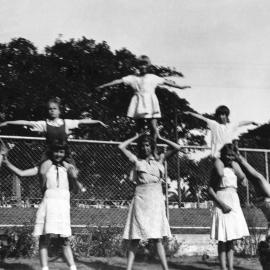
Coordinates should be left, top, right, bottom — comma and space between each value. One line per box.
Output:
95, 85, 103, 91
183, 111, 191, 115
221, 203, 232, 214
0, 122, 7, 128
182, 86, 191, 89
99, 121, 109, 128
0, 144, 9, 156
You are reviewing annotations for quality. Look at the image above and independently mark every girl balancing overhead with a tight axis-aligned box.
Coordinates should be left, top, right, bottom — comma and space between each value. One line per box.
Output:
118, 131, 181, 270
97, 55, 190, 141
3, 140, 79, 270
0, 97, 108, 192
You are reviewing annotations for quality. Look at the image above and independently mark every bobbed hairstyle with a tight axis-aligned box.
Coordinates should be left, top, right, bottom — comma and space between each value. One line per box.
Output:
47, 139, 69, 160
215, 105, 230, 117
220, 143, 236, 162
137, 134, 156, 158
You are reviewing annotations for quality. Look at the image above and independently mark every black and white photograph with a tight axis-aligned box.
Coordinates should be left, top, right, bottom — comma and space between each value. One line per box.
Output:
0, 1, 269, 269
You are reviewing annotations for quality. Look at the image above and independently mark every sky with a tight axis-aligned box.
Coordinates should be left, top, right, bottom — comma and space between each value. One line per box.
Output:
0, 0, 270, 124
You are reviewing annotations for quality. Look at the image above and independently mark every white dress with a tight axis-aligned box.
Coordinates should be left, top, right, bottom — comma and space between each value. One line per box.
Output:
122, 74, 165, 119
211, 167, 249, 242
123, 155, 171, 240
33, 165, 71, 237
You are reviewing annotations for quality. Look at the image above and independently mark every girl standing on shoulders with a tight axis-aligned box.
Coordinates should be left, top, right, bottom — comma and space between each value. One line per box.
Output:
209, 143, 249, 270
119, 131, 181, 270
97, 55, 190, 141
0, 97, 107, 192
184, 105, 257, 178
3, 140, 79, 270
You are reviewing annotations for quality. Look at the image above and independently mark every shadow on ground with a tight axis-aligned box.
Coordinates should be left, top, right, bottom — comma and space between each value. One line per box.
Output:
0, 262, 35, 270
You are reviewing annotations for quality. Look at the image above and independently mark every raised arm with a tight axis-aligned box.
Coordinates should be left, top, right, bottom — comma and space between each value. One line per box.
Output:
96, 79, 124, 90
183, 111, 209, 123
157, 133, 181, 161
78, 119, 108, 128
162, 79, 191, 90
4, 158, 38, 177
236, 154, 270, 197
0, 120, 35, 128
118, 133, 140, 163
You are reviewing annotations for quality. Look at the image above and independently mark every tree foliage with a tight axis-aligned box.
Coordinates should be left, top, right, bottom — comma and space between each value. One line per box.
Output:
0, 37, 203, 141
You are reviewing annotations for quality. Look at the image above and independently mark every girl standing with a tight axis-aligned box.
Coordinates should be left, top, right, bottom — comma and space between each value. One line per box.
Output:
118, 132, 181, 270
97, 55, 190, 141
3, 141, 78, 270
209, 143, 249, 270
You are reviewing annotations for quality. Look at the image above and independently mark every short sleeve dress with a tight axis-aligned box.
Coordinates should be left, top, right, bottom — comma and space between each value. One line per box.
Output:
210, 167, 249, 242
122, 74, 165, 119
33, 165, 72, 237
123, 155, 171, 240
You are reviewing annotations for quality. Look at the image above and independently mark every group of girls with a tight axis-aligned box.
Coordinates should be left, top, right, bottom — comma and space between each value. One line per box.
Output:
0, 55, 269, 270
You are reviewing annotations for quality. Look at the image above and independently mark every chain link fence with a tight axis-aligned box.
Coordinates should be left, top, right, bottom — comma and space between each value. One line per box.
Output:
0, 136, 268, 231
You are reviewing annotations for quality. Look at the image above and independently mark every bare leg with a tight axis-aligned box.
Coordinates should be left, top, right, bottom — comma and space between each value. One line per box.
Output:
39, 235, 49, 269
154, 239, 169, 270
126, 240, 139, 270
61, 238, 76, 269
149, 119, 158, 143
218, 241, 227, 270
136, 119, 145, 134
226, 241, 234, 270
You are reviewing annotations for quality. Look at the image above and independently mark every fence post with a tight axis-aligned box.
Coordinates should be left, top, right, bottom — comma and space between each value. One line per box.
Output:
174, 108, 182, 208
164, 160, 170, 222
265, 151, 269, 182
244, 151, 250, 206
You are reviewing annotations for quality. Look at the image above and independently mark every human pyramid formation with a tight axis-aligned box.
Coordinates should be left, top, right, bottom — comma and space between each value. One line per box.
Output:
0, 55, 269, 270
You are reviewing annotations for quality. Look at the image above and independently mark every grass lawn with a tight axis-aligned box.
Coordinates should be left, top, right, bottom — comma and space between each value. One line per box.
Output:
0, 256, 262, 270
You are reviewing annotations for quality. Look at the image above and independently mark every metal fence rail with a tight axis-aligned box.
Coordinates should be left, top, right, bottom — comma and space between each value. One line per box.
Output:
0, 136, 268, 230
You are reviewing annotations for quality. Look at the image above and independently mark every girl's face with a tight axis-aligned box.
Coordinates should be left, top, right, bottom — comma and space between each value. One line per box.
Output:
222, 149, 235, 166
217, 113, 228, 124
48, 102, 60, 119
139, 141, 152, 158
52, 149, 66, 163
138, 64, 148, 75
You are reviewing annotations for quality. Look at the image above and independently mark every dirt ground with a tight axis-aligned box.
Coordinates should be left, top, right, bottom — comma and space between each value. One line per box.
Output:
0, 256, 262, 270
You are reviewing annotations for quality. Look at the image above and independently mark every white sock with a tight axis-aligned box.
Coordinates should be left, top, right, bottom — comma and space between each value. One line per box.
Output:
41, 267, 49, 270
70, 265, 77, 270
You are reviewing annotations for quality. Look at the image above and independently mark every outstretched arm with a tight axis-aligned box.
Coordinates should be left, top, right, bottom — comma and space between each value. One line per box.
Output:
118, 133, 140, 163
78, 119, 108, 128
96, 79, 124, 90
183, 111, 209, 123
4, 158, 38, 177
0, 120, 35, 128
237, 121, 259, 128
162, 79, 191, 90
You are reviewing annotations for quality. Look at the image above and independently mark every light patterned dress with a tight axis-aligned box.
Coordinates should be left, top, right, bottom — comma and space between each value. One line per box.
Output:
33, 165, 71, 237
122, 74, 166, 119
123, 154, 171, 240
211, 167, 249, 242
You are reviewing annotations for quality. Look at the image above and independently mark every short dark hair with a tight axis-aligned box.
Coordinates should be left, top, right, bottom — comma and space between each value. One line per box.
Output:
215, 105, 230, 118
220, 143, 235, 161
47, 139, 69, 159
